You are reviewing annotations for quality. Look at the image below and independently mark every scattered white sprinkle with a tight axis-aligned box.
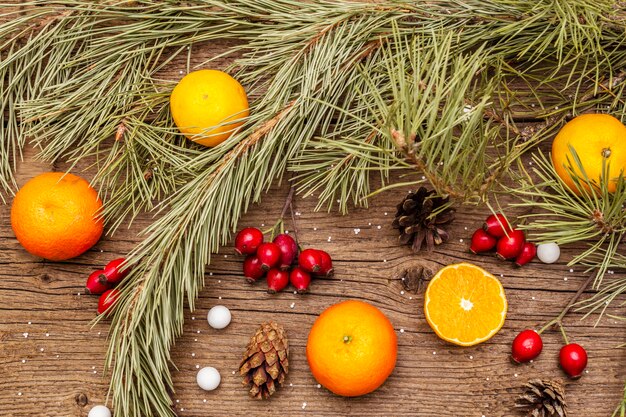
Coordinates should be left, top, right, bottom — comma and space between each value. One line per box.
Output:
223, 255, 228, 258
585, 370, 589, 374
531, 296, 535, 300
384, 212, 388, 216
191, 317, 195, 320
555, 106, 559, 110
218, 280, 221, 283
203, 399, 207, 403
529, 161, 533, 166
377, 225, 381, 230
531, 103, 535, 107
514, 373, 518, 377
261, 224, 265, 227
353, 228, 361, 235
196, 365, 200, 369
22, 333, 28, 338
368, 222, 372, 226
400, 329, 404, 333
232, 371, 236, 375
179, 70, 183, 74
77, 293, 81, 296
191, 353, 196, 357
194, 339, 197, 342
56, 355, 59, 358
98, 332, 101, 336
289, 383, 293, 387
176, 400, 180, 403
295, 212, 301, 216
93, 371, 97, 374
459, 239, 464, 243
530, 360, 533, 363
383, 259, 387, 263
500, 274, 504, 278
17, 392, 22, 396
569, 269, 574, 273
469, 355, 473, 359
293, 291, 298, 295
313, 227, 317, 231
21, 359, 26, 363
302, 402, 307, 409
486, 377, 490, 381
180, 409, 184, 412
409, 297, 413, 300
209, 272, 213, 276
197, 330, 201, 334
564, 277, 568, 281
433, 351, 437, 355
218, 296, 222, 300
27, 321, 31, 325
400, 290, 405, 295
285, 230, 289, 234
290, 302, 295, 309
92, 366, 95, 369
327, 236, 332, 242
45, 333, 49, 337
464, 227, 468, 230
317, 384, 321, 389
421, 176, 426, 180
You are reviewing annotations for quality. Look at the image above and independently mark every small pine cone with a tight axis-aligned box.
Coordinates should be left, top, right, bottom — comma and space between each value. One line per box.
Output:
239, 321, 289, 400
392, 187, 455, 252
515, 379, 567, 417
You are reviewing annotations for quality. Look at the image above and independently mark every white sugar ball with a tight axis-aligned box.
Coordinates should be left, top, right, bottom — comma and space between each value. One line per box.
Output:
537, 242, 560, 264
207, 305, 231, 329
88, 405, 111, 417
197, 367, 221, 391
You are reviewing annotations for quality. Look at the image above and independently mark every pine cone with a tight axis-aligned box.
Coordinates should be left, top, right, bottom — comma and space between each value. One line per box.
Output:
239, 321, 289, 400
392, 187, 455, 252
515, 379, 567, 417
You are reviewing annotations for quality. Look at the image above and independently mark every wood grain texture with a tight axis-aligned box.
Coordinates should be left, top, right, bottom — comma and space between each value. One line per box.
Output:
0, 14, 625, 417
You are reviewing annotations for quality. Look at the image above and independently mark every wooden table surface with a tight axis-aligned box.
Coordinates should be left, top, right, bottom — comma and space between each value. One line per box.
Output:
1, 29, 625, 417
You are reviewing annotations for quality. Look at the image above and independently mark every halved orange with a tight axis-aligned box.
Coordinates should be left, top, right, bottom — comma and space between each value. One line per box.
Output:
424, 263, 507, 346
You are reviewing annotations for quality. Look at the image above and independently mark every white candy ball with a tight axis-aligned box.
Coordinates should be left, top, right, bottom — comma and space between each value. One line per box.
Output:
537, 242, 560, 264
207, 305, 231, 329
197, 367, 221, 391
88, 405, 111, 417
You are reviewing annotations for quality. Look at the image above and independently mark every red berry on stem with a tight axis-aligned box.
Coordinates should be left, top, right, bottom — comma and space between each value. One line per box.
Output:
316, 250, 334, 277
272, 234, 298, 271
289, 267, 311, 293
102, 258, 129, 285
234, 227, 264, 255
496, 229, 526, 260
514, 242, 537, 267
97, 288, 120, 315
483, 213, 511, 238
243, 255, 265, 283
469, 228, 497, 254
266, 269, 289, 293
511, 329, 543, 363
86, 270, 110, 295
298, 248, 322, 273
559, 343, 588, 378
256, 242, 282, 270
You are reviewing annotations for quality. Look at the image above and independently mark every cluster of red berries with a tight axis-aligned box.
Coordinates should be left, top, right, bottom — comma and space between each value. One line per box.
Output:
85, 258, 129, 315
469, 213, 536, 266
235, 227, 333, 293
511, 329, 588, 379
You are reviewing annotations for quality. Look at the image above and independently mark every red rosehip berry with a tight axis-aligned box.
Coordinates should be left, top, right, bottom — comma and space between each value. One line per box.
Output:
289, 267, 311, 293
511, 329, 543, 363
234, 227, 264, 255
316, 250, 334, 277
101, 258, 129, 285
272, 234, 298, 271
496, 229, 526, 260
97, 288, 120, 315
483, 213, 511, 238
243, 255, 265, 283
469, 228, 497, 254
298, 248, 322, 273
86, 269, 111, 295
256, 242, 282, 270
559, 343, 588, 379
514, 242, 537, 267
266, 269, 289, 294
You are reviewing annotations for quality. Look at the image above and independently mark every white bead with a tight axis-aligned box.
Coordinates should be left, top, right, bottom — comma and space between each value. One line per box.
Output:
88, 405, 111, 417
536, 242, 560, 264
207, 305, 231, 329
197, 367, 221, 391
